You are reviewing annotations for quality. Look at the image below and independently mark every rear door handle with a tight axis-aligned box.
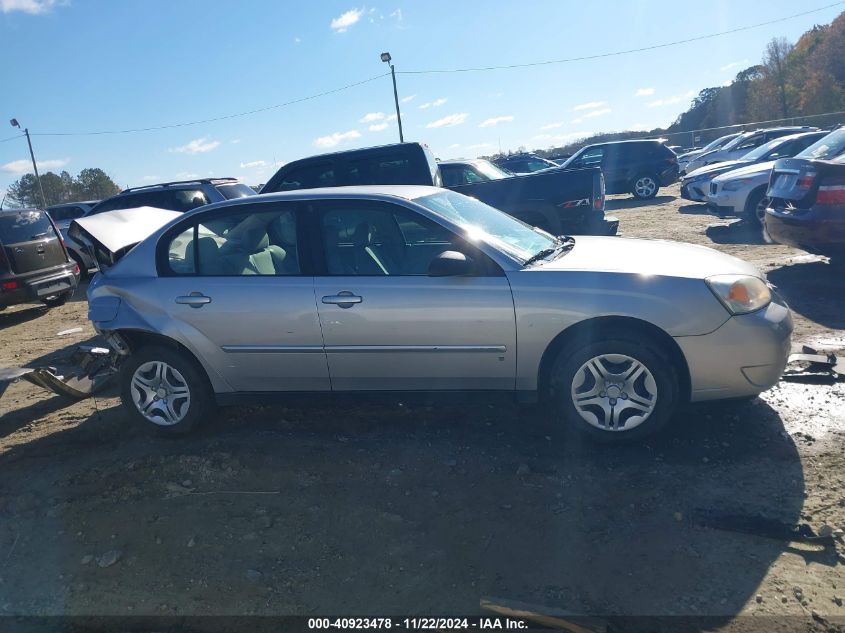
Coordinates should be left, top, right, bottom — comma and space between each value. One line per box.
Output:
321, 291, 362, 308
176, 292, 212, 308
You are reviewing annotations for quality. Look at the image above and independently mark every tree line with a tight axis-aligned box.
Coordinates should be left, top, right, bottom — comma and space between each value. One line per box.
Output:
5, 168, 120, 209
523, 10, 845, 158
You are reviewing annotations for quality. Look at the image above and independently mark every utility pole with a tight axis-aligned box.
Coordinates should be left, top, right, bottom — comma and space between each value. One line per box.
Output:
9, 119, 47, 209
380, 52, 404, 143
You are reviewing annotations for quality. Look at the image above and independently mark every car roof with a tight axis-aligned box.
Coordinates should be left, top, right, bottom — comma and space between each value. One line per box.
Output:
116, 177, 241, 195
182, 185, 445, 215
582, 139, 665, 148
0, 207, 44, 216
47, 200, 100, 209
438, 159, 489, 166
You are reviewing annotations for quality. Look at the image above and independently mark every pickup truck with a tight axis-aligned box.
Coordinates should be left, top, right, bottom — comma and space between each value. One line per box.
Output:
260, 142, 618, 236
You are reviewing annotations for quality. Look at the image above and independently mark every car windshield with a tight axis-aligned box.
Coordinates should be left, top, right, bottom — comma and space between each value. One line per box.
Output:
216, 183, 257, 199
0, 210, 55, 243
720, 133, 752, 151
701, 133, 739, 152
472, 160, 510, 180
414, 190, 556, 262
742, 137, 788, 161
796, 129, 845, 159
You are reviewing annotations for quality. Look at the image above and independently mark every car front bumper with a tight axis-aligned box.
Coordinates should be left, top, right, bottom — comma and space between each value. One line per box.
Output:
764, 205, 845, 258
674, 292, 793, 402
680, 180, 710, 202
705, 185, 749, 216
0, 266, 79, 308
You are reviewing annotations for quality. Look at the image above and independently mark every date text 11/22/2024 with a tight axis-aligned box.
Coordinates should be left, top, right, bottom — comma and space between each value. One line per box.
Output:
307, 617, 529, 629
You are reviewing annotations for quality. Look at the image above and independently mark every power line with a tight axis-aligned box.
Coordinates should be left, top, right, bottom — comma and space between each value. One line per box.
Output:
398, 1, 845, 74
32, 72, 390, 137
0, 134, 25, 144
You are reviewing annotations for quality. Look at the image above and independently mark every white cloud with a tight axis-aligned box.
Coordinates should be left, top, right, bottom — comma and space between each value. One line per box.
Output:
479, 115, 514, 128
230, 139, 241, 144
419, 97, 448, 109
401, 94, 417, 103
540, 122, 564, 130
647, 90, 695, 108
330, 8, 363, 32
369, 122, 389, 131
582, 107, 611, 119
448, 143, 461, 149
314, 130, 361, 148
294, 37, 301, 43
169, 137, 220, 154
240, 160, 267, 169
1, 158, 68, 175
0, 0, 64, 14
720, 59, 748, 71
359, 112, 385, 123
635, 87, 655, 97
573, 101, 606, 111
390, 8, 402, 21
426, 113, 468, 128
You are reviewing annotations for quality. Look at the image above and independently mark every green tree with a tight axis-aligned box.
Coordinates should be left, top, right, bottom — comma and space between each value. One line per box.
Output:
5, 168, 120, 208
75, 168, 120, 200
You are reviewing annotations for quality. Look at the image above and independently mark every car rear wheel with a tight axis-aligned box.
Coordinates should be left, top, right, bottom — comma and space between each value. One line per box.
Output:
551, 337, 679, 442
631, 174, 659, 200
120, 345, 214, 436
744, 187, 769, 226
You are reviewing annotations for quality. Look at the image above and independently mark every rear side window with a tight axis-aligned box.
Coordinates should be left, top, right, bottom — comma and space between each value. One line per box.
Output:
47, 206, 85, 222
274, 163, 336, 191
0, 210, 55, 243
345, 153, 416, 185
216, 183, 257, 199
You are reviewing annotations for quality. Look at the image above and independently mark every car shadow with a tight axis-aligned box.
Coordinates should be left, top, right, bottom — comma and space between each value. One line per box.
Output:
677, 202, 714, 215
767, 260, 845, 330
705, 219, 768, 245
605, 195, 675, 211
0, 305, 49, 329
0, 388, 806, 623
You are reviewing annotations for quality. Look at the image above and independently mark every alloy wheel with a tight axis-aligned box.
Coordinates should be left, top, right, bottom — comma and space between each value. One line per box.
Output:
130, 361, 191, 426
570, 353, 658, 431
634, 176, 658, 198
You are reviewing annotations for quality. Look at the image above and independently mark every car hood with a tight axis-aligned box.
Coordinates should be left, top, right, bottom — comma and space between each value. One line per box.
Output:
530, 236, 762, 279
712, 160, 776, 183
684, 159, 750, 180
68, 206, 181, 268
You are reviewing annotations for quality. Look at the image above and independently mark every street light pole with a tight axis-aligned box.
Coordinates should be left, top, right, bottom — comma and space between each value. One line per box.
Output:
9, 118, 47, 209
380, 52, 404, 143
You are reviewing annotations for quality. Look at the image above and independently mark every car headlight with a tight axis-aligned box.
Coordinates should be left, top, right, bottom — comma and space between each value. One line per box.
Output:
721, 178, 752, 192
705, 274, 771, 315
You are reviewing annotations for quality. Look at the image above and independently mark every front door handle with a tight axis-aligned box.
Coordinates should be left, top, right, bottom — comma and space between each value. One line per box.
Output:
321, 291, 362, 308
176, 292, 212, 308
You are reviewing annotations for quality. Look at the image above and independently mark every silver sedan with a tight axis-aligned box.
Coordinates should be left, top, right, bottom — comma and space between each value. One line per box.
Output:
87, 186, 792, 441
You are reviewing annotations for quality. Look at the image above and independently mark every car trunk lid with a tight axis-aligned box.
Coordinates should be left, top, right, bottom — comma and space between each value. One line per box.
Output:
768, 157, 845, 210
0, 210, 67, 274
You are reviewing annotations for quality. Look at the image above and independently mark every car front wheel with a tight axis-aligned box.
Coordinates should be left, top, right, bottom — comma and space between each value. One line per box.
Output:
551, 337, 679, 442
631, 175, 659, 200
744, 187, 769, 226
120, 345, 214, 436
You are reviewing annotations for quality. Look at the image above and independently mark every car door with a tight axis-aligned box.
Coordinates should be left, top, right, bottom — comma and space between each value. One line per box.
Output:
311, 198, 517, 391
601, 145, 627, 191
154, 201, 330, 392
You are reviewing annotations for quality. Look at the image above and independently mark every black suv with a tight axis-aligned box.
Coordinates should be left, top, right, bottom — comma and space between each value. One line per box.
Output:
493, 153, 560, 174
0, 208, 79, 311
86, 177, 255, 216
560, 140, 679, 199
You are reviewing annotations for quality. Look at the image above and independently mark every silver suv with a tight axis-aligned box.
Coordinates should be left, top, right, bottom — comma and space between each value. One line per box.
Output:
86, 186, 792, 442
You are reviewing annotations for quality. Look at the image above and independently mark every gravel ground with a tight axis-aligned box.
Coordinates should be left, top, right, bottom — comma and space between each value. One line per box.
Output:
0, 184, 843, 631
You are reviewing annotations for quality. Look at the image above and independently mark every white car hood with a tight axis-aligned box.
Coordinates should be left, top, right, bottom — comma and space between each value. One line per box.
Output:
531, 236, 761, 279
70, 207, 181, 254
685, 159, 748, 180
712, 160, 776, 183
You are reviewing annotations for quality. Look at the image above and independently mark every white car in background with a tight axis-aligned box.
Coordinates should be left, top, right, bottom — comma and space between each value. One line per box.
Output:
707, 127, 845, 225
677, 133, 741, 173
684, 127, 818, 174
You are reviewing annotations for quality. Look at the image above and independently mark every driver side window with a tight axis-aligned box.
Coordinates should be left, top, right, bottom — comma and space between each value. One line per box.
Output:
317, 201, 484, 276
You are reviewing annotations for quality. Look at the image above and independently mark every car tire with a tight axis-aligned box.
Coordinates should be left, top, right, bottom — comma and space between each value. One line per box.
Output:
42, 293, 70, 308
743, 187, 769, 226
120, 345, 215, 436
631, 174, 660, 200
550, 336, 679, 443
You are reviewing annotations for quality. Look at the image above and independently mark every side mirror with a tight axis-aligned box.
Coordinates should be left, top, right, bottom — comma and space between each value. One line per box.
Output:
428, 250, 472, 277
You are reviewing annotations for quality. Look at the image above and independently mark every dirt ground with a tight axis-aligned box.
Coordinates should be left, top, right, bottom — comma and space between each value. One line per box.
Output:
0, 184, 844, 632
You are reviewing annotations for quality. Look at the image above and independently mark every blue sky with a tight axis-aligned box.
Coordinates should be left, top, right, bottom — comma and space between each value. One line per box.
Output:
1, 0, 843, 198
